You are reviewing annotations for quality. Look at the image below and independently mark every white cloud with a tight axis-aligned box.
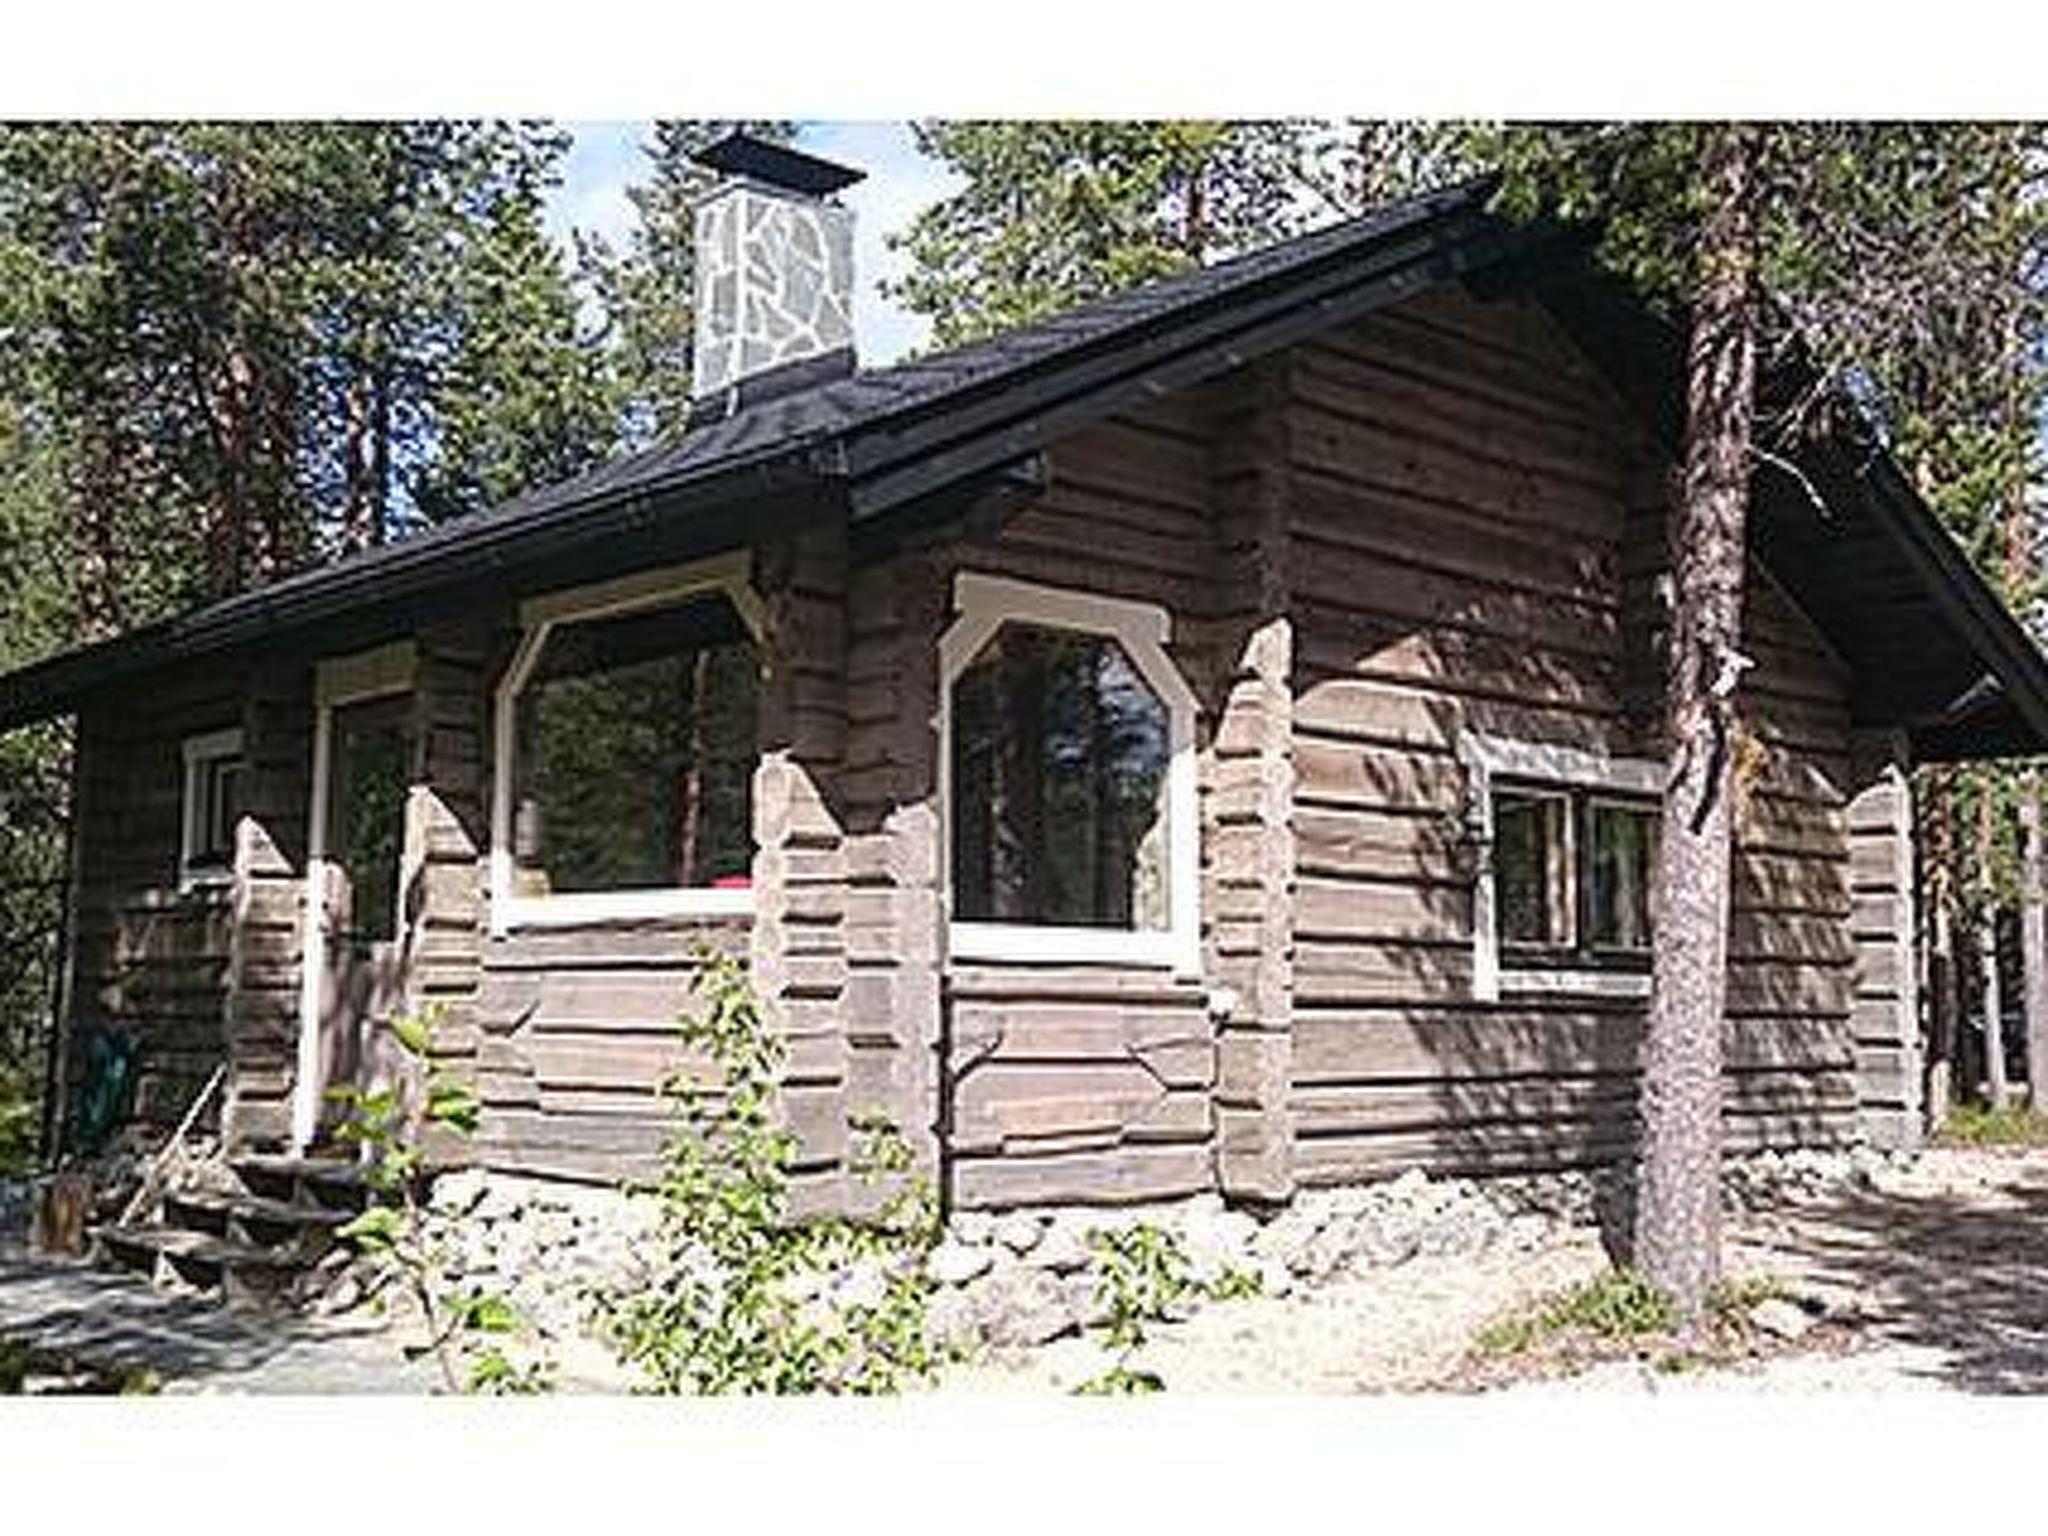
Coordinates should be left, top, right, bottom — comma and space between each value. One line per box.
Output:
548, 119, 957, 367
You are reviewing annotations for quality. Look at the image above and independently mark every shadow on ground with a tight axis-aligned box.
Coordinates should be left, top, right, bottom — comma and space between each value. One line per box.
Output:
0, 1243, 429, 1392
1739, 1158, 2048, 1394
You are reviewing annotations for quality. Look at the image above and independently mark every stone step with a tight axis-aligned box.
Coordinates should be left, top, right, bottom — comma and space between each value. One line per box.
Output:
89, 1223, 305, 1307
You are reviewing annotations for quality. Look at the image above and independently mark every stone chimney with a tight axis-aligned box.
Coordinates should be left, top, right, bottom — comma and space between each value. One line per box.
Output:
690, 133, 865, 420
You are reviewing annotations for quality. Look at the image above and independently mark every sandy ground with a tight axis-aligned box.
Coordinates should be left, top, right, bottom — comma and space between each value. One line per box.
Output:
7, 1147, 2048, 1393
942, 1148, 2048, 1395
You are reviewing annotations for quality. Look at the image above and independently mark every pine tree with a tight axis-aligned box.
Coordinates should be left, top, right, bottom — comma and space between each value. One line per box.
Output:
886, 121, 1474, 348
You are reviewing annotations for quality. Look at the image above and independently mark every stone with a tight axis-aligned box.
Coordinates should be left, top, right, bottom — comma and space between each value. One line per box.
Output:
993, 1211, 1044, 1255
975, 1267, 1081, 1348
929, 1238, 994, 1287
428, 1168, 489, 1218
950, 1211, 997, 1246
1035, 1213, 1097, 1274
926, 1287, 981, 1355
1180, 1209, 1258, 1285
1253, 1255, 1293, 1299
1349, 1211, 1422, 1268
1251, 1208, 1322, 1276
1750, 1298, 1816, 1341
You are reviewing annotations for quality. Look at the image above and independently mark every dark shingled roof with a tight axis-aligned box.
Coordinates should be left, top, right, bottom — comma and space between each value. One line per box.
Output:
4, 174, 2047, 762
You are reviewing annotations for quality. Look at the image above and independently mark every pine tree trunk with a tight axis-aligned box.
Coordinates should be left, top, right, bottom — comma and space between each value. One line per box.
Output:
1982, 794, 2009, 1111
2024, 780, 2048, 1114
1635, 124, 1761, 1320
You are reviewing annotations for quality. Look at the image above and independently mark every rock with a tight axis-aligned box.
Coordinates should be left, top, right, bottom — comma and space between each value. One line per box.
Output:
993, 1211, 1045, 1255
1350, 1211, 1422, 1268
1180, 1209, 1257, 1285
428, 1168, 489, 1218
1750, 1297, 1816, 1341
924, 1287, 981, 1355
1253, 1255, 1293, 1299
1060, 1270, 1109, 1331
1251, 1205, 1323, 1275
1035, 1213, 1098, 1274
1300, 1216, 1356, 1282
950, 1211, 997, 1246
975, 1267, 1081, 1347
929, 1237, 994, 1287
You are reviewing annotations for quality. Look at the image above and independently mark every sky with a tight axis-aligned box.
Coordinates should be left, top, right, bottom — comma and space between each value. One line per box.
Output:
546, 121, 963, 367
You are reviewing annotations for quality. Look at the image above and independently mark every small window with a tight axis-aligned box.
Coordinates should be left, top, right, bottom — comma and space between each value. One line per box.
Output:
180, 727, 245, 885
1492, 783, 1657, 968
509, 592, 759, 898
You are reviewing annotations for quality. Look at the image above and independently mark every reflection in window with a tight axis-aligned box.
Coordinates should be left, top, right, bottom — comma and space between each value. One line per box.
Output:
1586, 800, 1658, 952
951, 623, 1170, 929
331, 703, 410, 945
1491, 783, 1658, 967
1494, 789, 1573, 950
512, 594, 759, 896
182, 735, 245, 878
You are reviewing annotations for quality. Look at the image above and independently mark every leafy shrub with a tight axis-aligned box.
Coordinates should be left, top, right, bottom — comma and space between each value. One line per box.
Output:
598, 952, 942, 1394
331, 1004, 549, 1394
1074, 1223, 1260, 1394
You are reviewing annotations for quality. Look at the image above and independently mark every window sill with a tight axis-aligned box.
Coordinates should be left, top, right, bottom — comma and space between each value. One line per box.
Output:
1498, 968, 1650, 1000
949, 920, 1197, 976
177, 868, 235, 896
494, 887, 755, 932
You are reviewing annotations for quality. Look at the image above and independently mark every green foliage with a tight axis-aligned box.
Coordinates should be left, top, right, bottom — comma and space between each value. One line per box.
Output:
330, 1003, 547, 1395
1073, 1222, 1259, 1395
888, 121, 1476, 349
1, 1334, 159, 1395
1473, 1268, 1678, 1357
1939, 1101, 2048, 1148
578, 120, 795, 445
599, 951, 942, 1395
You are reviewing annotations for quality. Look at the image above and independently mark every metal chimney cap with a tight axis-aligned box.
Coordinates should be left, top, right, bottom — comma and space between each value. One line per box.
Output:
691, 132, 865, 198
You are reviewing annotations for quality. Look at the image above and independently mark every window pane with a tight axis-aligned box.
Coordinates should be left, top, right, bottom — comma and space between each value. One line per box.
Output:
333, 714, 408, 944
1587, 801, 1658, 951
1494, 790, 1570, 948
515, 595, 758, 895
951, 623, 1170, 929
190, 752, 244, 870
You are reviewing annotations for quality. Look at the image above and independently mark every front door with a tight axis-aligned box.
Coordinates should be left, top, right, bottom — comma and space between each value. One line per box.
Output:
311, 694, 414, 1143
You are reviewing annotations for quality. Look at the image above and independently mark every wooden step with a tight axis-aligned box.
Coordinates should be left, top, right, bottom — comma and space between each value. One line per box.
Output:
160, 1188, 356, 1254
90, 1223, 304, 1307
230, 1154, 376, 1213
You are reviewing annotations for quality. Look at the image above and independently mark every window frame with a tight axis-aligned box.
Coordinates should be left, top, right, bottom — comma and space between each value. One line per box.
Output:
488, 553, 768, 936
937, 571, 1200, 977
178, 725, 246, 890
1458, 733, 1663, 1002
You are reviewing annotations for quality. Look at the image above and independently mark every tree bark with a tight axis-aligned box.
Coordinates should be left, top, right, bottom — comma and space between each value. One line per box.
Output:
1982, 792, 2009, 1111
2028, 778, 2048, 1115
1635, 124, 1761, 1320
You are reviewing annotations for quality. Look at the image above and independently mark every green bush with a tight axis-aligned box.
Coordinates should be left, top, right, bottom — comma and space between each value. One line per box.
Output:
598, 952, 942, 1395
331, 1005, 549, 1395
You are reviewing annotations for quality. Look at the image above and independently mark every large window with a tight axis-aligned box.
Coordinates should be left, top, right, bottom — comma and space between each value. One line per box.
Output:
938, 573, 1198, 973
491, 557, 765, 931
951, 623, 1170, 930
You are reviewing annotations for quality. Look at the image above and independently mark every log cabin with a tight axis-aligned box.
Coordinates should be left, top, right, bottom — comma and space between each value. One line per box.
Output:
5, 134, 2046, 1217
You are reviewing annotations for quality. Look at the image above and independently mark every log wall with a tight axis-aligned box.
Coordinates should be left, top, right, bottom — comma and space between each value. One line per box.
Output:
1276, 286, 1862, 1183
67, 666, 251, 1142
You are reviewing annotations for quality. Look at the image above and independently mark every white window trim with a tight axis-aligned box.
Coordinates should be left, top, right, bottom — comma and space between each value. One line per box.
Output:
937, 571, 1201, 978
489, 552, 767, 936
1458, 732, 1662, 1003
178, 726, 245, 891
294, 641, 418, 1152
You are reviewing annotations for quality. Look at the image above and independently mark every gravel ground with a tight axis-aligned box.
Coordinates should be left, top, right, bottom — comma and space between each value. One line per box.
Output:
9, 1147, 2048, 1394
942, 1147, 2048, 1395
